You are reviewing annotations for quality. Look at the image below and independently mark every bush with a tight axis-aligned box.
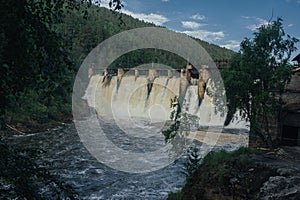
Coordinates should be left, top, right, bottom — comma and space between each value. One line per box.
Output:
3, 88, 72, 129
168, 147, 268, 200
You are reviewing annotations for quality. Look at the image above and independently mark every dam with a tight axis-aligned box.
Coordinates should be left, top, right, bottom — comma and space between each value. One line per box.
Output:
72, 61, 249, 174
86, 66, 208, 121
82, 64, 248, 131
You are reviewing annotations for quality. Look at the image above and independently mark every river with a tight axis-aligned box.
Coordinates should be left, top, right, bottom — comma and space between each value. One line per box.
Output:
3, 118, 190, 199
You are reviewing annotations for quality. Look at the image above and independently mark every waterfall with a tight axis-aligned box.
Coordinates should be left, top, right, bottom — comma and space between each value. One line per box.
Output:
83, 74, 248, 131
182, 80, 225, 128
83, 75, 178, 121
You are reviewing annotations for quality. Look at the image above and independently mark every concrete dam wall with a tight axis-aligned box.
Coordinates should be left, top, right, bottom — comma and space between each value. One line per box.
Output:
82, 70, 235, 128
86, 75, 180, 121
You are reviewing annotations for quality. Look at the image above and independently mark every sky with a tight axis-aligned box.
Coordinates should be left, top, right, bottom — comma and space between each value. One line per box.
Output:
101, 0, 300, 58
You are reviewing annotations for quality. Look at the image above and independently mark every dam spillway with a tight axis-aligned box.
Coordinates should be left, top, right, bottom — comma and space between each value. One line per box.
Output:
84, 75, 180, 120
79, 67, 249, 173
83, 72, 227, 129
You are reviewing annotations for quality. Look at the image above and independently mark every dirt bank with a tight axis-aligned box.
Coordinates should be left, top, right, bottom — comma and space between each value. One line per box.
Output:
0, 113, 73, 139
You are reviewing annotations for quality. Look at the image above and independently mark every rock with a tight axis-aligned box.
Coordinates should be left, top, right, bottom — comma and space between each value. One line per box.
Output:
229, 177, 238, 184
257, 176, 300, 200
277, 168, 294, 176
275, 148, 294, 159
248, 168, 254, 172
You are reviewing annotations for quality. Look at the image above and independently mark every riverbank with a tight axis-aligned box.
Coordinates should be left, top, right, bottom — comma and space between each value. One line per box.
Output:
168, 146, 300, 200
0, 113, 73, 139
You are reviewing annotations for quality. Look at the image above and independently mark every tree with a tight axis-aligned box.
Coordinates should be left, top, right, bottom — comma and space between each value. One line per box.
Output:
0, 0, 122, 128
223, 18, 299, 149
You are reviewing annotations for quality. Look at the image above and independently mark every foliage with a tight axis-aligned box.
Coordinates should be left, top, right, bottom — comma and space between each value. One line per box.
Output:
223, 18, 299, 148
193, 37, 235, 61
56, 6, 155, 72
163, 96, 200, 141
162, 96, 200, 161
0, 1, 123, 128
0, 0, 83, 127
57, 6, 234, 72
163, 96, 181, 142
168, 147, 269, 200
183, 146, 202, 178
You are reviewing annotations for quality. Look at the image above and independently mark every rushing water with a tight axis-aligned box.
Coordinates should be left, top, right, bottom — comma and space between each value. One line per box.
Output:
2, 74, 249, 199
5, 119, 189, 200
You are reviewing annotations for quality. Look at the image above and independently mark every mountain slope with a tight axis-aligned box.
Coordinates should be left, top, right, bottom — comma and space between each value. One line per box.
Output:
57, 6, 235, 70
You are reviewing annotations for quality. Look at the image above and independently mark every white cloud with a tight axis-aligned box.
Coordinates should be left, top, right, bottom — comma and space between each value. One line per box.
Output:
161, 0, 169, 2
181, 21, 203, 29
99, 1, 169, 26
221, 40, 240, 51
286, 0, 300, 2
241, 16, 250, 19
180, 30, 225, 43
122, 9, 169, 26
242, 16, 270, 31
100, 0, 112, 8
190, 14, 206, 21
288, 24, 294, 27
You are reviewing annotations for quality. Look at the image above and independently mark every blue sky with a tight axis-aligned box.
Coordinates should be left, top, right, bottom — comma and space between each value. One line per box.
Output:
101, 0, 300, 57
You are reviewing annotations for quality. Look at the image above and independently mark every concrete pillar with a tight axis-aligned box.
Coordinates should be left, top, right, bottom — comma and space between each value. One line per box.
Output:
180, 68, 186, 78
88, 67, 93, 78
200, 65, 210, 83
102, 68, 109, 87
186, 65, 192, 82
103, 68, 108, 76
179, 68, 189, 98
148, 69, 158, 81
190, 78, 198, 85
186, 64, 193, 70
167, 69, 173, 78
135, 69, 139, 79
198, 76, 206, 99
117, 68, 124, 81
196, 65, 210, 102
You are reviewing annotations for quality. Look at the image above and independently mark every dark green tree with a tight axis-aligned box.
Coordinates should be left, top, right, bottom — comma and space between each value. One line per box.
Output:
223, 18, 299, 149
0, 0, 122, 128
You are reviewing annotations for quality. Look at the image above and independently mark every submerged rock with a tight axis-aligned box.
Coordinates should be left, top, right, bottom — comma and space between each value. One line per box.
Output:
257, 176, 300, 200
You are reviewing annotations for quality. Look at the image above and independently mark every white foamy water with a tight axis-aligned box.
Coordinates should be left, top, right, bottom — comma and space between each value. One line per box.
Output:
80, 74, 249, 173
84, 74, 248, 130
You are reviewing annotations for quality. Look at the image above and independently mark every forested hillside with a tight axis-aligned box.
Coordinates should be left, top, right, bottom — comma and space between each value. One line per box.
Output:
0, 3, 234, 131
58, 7, 235, 70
